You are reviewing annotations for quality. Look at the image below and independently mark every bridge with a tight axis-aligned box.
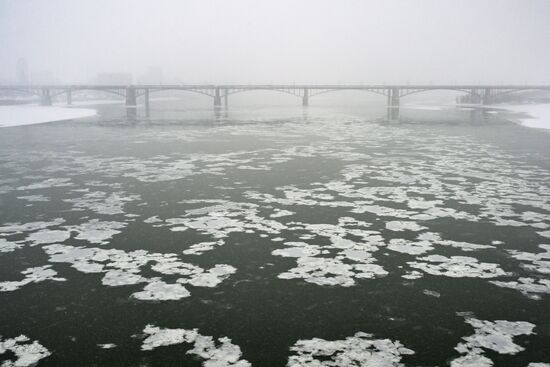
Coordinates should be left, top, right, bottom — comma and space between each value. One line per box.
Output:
1, 84, 550, 120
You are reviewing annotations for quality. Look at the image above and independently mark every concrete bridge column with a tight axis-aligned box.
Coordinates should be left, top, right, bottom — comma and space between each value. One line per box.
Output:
223, 89, 228, 107
387, 87, 400, 120
302, 88, 309, 106
144, 89, 150, 117
125, 87, 137, 106
214, 87, 222, 108
40, 88, 52, 106
482, 88, 492, 105
66, 89, 72, 105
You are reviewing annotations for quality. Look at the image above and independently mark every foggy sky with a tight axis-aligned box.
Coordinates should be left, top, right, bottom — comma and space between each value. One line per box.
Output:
1, 0, 549, 84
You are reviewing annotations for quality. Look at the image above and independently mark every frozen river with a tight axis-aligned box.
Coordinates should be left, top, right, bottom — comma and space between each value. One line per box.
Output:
0, 101, 549, 366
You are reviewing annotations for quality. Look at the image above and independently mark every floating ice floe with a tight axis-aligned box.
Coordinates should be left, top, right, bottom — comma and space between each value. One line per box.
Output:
490, 277, 550, 300
67, 219, 126, 245
17, 195, 50, 202
97, 343, 117, 349
0, 335, 51, 367
506, 244, 550, 275
26, 229, 71, 246
182, 240, 224, 255
0, 265, 65, 292
165, 201, 287, 239
0, 238, 23, 253
16, 177, 73, 190
43, 244, 236, 301
270, 209, 295, 218
0, 218, 65, 236
385, 221, 427, 232
450, 315, 535, 367
141, 325, 251, 367
63, 191, 140, 215
278, 256, 387, 287
408, 255, 507, 278
287, 332, 414, 367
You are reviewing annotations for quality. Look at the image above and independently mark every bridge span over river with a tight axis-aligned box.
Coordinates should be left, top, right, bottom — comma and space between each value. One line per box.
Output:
1, 84, 550, 120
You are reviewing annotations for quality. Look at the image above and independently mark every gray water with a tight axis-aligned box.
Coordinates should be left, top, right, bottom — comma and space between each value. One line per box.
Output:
1, 101, 549, 366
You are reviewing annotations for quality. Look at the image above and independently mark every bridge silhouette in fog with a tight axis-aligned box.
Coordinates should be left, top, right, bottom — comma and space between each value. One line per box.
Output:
2, 84, 550, 120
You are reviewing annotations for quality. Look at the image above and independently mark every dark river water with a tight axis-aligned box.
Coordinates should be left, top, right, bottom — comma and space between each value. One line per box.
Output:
0, 101, 549, 366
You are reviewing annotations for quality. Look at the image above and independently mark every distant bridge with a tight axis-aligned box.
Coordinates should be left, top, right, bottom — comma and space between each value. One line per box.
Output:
1, 84, 550, 120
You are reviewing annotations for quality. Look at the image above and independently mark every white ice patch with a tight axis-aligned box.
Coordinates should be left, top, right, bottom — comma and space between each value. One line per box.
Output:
43, 244, 236, 301
98, 343, 117, 349
0, 238, 23, 253
408, 255, 507, 278
385, 221, 427, 232
17, 178, 73, 190
182, 240, 224, 255
133, 281, 191, 301
26, 229, 71, 246
287, 332, 414, 367
270, 209, 295, 218
17, 195, 50, 202
141, 325, 251, 366
450, 315, 535, 367
388, 238, 434, 255
0, 335, 51, 366
278, 256, 387, 287
0, 219, 65, 236
0, 265, 65, 292
67, 219, 126, 245
490, 277, 550, 300
64, 191, 140, 215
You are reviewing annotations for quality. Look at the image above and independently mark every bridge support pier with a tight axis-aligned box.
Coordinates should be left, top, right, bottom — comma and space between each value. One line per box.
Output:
387, 87, 400, 120
302, 88, 309, 106
214, 87, 222, 108
144, 89, 150, 117
482, 88, 492, 105
40, 88, 52, 106
224, 89, 228, 107
125, 87, 137, 107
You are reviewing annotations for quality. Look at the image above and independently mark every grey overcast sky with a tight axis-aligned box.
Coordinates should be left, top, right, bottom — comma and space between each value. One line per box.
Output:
1, 0, 550, 84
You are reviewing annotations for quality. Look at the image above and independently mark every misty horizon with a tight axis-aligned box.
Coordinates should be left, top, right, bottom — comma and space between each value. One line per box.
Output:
1, 0, 550, 84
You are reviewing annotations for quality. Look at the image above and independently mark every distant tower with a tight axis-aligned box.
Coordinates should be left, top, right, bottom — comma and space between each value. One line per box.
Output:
16, 58, 28, 84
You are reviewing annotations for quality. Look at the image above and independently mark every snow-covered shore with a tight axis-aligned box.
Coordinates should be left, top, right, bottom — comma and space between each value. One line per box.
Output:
491, 103, 550, 130
0, 105, 97, 128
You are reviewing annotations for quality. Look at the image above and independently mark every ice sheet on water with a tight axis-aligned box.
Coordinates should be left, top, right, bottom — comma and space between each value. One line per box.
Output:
287, 332, 414, 367
450, 315, 535, 367
490, 277, 550, 300
43, 244, 236, 301
64, 191, 140, 215
0, 238, 23, 253
0, 265, 65, 292
141, 325, 251, 366
408, 255, 507, 278
17, 195, 49, 202
26, 229, 71, 246
0, 335, 51, 366
67, 219, 126, 245
385, 221, 427, 232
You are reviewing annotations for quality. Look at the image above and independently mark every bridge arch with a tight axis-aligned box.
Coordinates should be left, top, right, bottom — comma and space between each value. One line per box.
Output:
51, 87, 126, 98
309, 88, 389, 98
138, 88, 216, 99
226, 88, 303, 99
399, 88, 477, 97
